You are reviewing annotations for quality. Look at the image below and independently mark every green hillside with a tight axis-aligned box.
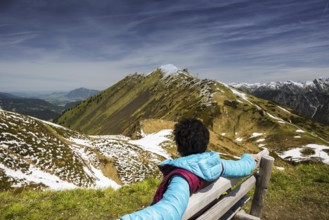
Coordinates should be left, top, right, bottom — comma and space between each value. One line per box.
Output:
56, 68, 329, 157
56, 70, 222, 135
0, 110, 165, 190
1, 163, 328, 219
0, 110, 106, 189
1, 66, 329, 219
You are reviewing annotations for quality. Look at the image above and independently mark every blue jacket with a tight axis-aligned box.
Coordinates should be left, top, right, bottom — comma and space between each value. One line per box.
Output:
121, 152, 256, 220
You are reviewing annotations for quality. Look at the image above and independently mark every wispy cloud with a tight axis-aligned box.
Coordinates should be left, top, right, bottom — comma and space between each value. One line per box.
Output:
0, 31, 40, 46
0, 0, 328, 91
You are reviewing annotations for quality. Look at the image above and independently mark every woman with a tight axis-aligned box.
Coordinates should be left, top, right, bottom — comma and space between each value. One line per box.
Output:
121, 118, 258, 220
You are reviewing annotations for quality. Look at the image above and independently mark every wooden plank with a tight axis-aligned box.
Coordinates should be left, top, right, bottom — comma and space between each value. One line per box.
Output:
250, 155, 274, 217
196, 175, 256, 220
182, 149, 269, 220
257, 149, 269, 158
182, 177, 240, 220
233, 210, 260, 220
219, 196, 250, 220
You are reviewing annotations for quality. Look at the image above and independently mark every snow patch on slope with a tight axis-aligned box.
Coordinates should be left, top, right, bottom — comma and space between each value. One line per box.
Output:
223, 84, 262, 110
278, 144, 329, 164
129, 129, 172, 159
0, 163, 78, 190
1, 109, 173, 190
250, 132, 264, 138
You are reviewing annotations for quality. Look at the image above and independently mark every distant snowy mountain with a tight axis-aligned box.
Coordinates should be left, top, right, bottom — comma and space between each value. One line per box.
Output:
231, 78, 329, 93
231, 78, 329, 125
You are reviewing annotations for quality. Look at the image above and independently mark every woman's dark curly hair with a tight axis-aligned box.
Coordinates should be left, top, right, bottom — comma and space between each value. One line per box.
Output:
174, 118, 209, 156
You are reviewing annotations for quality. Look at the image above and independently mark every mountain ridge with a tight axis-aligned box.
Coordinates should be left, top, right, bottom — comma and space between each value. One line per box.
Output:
231, 78, 329, 125
56, 68, 221, 136
230, 78, 329, 91
56, 66, 329, 157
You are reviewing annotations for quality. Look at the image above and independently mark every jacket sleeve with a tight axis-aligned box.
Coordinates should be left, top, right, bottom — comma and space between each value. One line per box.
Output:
120, 175, 190, 220
221, 154, 256, 177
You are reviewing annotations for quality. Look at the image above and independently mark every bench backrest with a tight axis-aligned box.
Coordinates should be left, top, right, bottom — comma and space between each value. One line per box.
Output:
182, 149, 274, 220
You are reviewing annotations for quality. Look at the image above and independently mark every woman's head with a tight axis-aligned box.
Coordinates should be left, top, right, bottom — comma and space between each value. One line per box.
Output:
173, 118, 209, 156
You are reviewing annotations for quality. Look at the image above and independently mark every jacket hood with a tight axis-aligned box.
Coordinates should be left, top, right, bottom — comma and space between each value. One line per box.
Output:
158, 152, 222, 182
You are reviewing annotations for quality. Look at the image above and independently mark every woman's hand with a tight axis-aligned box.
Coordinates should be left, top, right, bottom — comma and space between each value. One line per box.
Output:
251, 154, 260, 168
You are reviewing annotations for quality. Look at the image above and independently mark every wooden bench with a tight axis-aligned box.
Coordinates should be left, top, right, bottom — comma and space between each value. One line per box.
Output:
182, 149, 274, 220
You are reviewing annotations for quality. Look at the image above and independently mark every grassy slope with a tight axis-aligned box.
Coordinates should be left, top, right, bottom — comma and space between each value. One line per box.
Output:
262, 163, 329, 219
0, 111, 96, 188
56, 70, 329, 157
1, 110, 168, 188
1, 163, 328, 220
0, 179, 159, 220
56, 71, 221, 136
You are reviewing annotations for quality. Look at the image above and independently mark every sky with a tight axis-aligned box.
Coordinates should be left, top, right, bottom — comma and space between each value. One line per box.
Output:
0, 0, 328, 92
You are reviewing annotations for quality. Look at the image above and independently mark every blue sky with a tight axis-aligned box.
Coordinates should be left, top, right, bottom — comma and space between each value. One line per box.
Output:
0, 0, 328, 92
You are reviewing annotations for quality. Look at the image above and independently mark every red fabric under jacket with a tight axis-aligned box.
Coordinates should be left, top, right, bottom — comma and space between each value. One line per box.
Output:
152, 165, 211, 204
